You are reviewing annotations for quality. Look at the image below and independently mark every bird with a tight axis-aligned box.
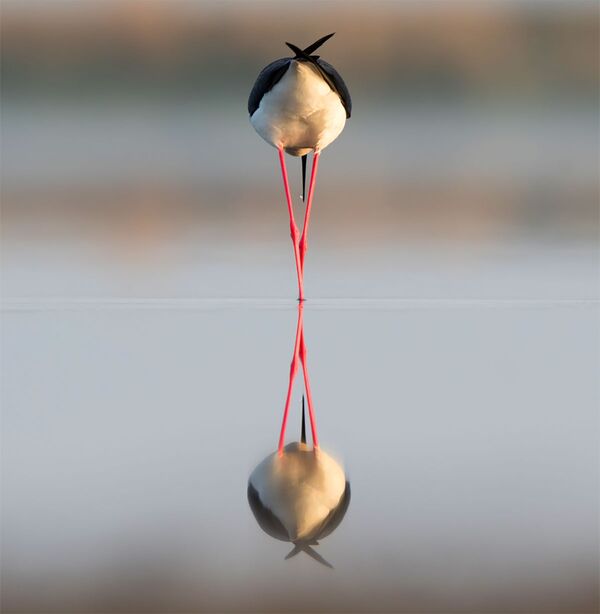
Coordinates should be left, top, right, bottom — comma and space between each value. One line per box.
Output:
248, 33, 352, 300
248, 398, 351, 567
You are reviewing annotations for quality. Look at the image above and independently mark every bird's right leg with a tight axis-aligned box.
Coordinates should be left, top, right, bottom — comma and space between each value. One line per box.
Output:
299, 151, 320, 272
278, 147, 304, 301
278, 303, 304, 454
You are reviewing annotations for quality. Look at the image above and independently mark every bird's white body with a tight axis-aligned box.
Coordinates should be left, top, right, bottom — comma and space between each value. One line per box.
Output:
249, 442, 346, 542
250, 60, 347, 156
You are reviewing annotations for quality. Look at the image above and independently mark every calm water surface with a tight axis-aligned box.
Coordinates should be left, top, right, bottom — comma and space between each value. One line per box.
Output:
2, 100, 598, 612
2, 292, 598, 612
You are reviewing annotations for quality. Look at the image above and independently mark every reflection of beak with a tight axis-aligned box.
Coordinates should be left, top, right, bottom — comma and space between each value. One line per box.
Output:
301, 395, 307, 445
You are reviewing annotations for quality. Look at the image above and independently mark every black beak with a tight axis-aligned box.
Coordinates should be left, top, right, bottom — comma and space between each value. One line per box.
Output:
301, 395, 307, 444
301, 154, 307, 202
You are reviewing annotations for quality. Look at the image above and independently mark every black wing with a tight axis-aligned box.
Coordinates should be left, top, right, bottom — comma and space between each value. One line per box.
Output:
248, 58, 292, 117
315, 59, 352, 119
314, 481, 351, 540
247, 482, 290, 542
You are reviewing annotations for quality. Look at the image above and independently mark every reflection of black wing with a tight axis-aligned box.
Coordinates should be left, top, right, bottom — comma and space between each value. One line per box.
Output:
302, 545, 334, 568
315, 481, 351, 540
247, 482, 290, 542
248, 58, 292, 116
248, 481, 351, 543
315, 59, 352, 118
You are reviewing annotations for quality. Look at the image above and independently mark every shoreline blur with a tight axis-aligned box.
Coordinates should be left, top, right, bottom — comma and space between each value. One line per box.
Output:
3, 1, 598, 251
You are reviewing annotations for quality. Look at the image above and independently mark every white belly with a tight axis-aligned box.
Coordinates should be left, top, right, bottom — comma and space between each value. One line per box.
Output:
249, 443, 347, 542
250, 60, 347, 156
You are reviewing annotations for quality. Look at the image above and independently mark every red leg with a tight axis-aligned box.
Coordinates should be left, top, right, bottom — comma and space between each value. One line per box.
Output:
299, 328, 319, 449
278, 304, 304, 453
299, 152, 320, 272
278, 148, 304, 301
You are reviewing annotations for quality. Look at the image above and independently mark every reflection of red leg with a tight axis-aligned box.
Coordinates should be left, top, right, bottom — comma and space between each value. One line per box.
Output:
299, 329, 319, 449
278, 305, 304, 453
278, 148, 304, 301
299, 152, 320, 273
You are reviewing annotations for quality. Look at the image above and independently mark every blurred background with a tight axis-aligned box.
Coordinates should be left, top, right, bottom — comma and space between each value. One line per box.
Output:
1, 1, 598, 613
2, 0, 598, 299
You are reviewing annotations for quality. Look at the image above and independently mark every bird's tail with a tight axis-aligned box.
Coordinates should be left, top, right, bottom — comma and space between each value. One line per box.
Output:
301, 154, 307, 202
285, 542, 334, 568
286, 33, 335, 60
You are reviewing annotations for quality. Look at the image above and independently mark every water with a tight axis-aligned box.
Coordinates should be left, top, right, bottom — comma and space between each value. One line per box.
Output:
2, 99, 598, 611
2, 103, 597, 189
2, 289, 598, 612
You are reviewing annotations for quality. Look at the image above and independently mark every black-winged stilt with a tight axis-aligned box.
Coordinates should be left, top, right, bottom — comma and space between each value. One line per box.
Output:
248, 33, 352, 300
247, 304, 350, 566
248, 398, 351, 567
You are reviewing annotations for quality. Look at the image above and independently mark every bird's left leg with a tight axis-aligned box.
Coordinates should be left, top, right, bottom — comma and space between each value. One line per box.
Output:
278, 147, 304, 300
299, 151, 320, 272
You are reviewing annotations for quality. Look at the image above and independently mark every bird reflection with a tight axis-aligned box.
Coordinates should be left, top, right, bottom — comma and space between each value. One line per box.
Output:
248, 303, 350, 567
